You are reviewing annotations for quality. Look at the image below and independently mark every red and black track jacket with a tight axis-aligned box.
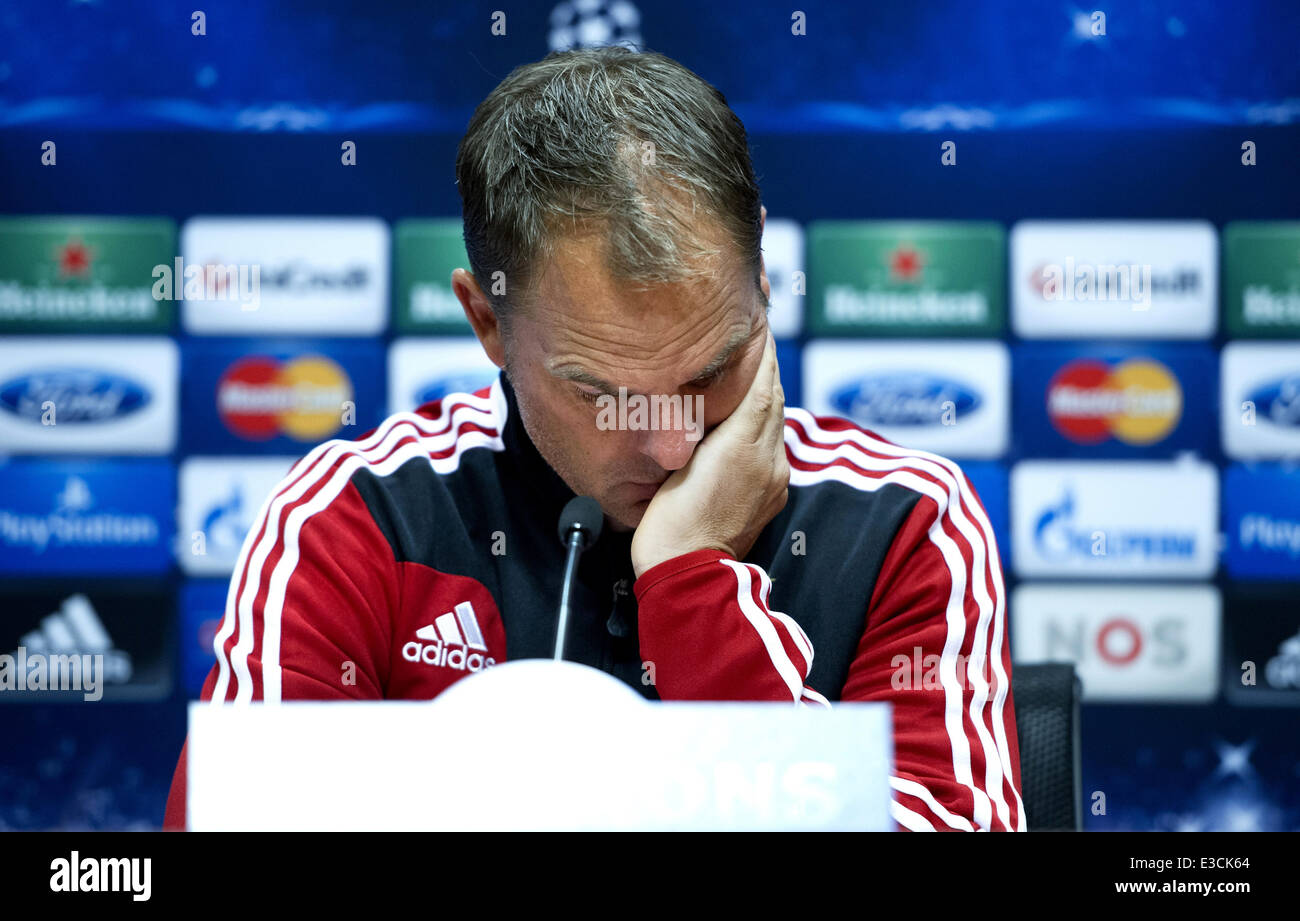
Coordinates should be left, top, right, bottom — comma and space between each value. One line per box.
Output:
164, 373, 1024, 831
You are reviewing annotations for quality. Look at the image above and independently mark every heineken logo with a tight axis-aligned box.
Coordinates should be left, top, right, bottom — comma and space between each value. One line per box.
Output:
808, 221, 1004, 335
1242, 285, 1300, 326
823, 286, 989, 324
409, 282, 464, 321
888, 244, 925, 282
56, 238, 95, 279
1222, 221, 1300, 335
0, 218, 175, 330
395, 219, 472, 332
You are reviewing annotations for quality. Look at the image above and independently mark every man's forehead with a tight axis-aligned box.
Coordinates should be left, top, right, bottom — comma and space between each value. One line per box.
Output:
524, 233, 761, 385
544, 317, 757, 393
532, 230, 734, 310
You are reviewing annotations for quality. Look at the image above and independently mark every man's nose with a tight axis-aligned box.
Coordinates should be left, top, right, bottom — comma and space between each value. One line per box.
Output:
637, 424, 696, 471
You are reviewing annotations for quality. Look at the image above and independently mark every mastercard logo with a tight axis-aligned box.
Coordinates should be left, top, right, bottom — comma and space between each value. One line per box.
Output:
217, 355, 352, 441
1046, 358, 1182, 445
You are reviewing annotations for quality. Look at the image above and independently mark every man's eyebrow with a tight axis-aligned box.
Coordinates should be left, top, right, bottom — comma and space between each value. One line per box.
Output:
685, 326, 752, 384
546, 322, 756, 394
547, 363, 619, 393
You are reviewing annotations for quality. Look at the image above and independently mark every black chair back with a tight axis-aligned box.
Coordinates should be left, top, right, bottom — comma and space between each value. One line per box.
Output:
1012, 662, 1082, 831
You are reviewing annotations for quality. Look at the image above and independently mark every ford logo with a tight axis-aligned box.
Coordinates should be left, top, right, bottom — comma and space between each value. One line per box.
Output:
830, 374, 981, 426
0, 369, 150, 424
415, 373, 496, 406
1246, 374, 1300, 428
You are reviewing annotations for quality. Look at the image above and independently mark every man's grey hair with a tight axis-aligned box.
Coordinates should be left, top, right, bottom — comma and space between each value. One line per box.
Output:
455, 46, 764, 322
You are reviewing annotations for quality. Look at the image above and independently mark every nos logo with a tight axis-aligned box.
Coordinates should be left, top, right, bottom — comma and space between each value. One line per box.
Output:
1048, 617, 1188, 667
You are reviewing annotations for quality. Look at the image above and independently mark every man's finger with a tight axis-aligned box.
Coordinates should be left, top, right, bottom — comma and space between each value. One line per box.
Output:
717, 328, 777, 442
759, 331, 787, 445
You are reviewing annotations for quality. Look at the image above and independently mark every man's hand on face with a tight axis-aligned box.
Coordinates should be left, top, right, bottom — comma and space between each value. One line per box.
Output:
630, 330, 791, 579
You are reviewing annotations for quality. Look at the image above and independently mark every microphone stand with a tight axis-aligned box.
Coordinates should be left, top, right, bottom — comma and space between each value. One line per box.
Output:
553, 526, 586, 661
552, 495, 603, 661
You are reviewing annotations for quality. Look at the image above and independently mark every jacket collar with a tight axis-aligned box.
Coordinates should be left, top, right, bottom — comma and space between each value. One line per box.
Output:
498, 370, 577, 526
497, 370, 637, 576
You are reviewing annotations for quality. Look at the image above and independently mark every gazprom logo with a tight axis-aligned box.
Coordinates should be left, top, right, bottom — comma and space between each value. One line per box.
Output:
830, 373, 981, 426
1033, 487, 1196, 562
1245, 374, 1300, 429
0, 369, 150, 424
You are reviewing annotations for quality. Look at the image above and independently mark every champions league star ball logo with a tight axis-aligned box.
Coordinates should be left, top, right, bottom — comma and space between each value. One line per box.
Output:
548, 0, 643, 52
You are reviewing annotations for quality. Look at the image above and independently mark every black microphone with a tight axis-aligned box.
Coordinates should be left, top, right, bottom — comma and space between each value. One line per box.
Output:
553, 496, 604, 660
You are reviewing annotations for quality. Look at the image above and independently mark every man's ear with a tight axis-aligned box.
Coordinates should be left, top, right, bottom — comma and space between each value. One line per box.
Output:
452, 268, 506, 369
757, 205, 771, 305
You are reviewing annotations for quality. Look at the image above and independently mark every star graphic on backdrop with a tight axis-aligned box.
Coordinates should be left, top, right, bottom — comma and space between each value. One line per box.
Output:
1219, 803, 1262, 832
1071, 10, 1096, 40
56, 238, 95, 278
888, 244, 925, 282
1213, 739, 1256, 779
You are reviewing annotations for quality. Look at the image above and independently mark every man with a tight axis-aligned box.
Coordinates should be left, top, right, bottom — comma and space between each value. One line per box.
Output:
164, 46, 1022, 831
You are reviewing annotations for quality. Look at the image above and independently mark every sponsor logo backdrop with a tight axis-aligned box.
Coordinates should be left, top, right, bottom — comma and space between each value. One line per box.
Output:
1, 212, 1296, 834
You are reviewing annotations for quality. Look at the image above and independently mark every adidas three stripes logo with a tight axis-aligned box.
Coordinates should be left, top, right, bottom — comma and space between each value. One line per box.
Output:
402, 601, 496, 673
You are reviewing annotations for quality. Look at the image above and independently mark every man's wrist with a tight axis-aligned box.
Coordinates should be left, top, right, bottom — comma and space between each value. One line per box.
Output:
631, 540, 735, 579
632, 547, 738, 595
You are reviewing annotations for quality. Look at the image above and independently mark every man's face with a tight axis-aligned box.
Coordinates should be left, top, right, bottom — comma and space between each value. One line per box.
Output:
502, 232, 770, 531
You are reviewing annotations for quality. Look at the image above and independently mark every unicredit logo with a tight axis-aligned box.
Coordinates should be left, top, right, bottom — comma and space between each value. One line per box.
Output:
0, 370, 149, 423
258, 261, 370, 292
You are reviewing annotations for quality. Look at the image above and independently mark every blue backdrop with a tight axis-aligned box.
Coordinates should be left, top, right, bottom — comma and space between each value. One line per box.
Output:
2, 0, 1298, 831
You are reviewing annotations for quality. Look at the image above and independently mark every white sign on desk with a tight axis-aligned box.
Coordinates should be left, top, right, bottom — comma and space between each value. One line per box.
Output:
188, 661, 895, 831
